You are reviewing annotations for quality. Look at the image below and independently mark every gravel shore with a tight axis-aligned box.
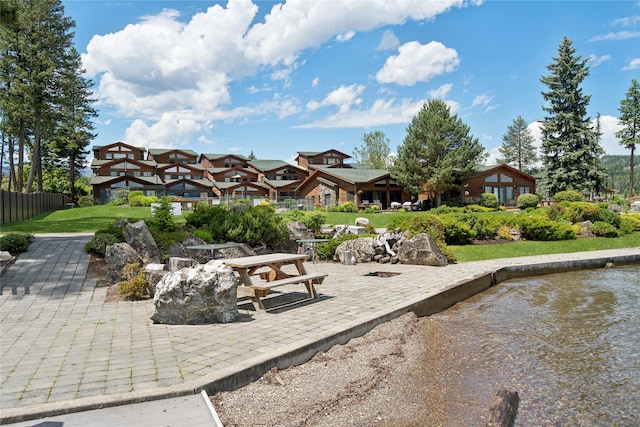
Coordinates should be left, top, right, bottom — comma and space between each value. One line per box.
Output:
211, 311, 502, 427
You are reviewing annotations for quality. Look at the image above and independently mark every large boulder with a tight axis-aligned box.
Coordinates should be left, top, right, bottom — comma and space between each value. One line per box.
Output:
105, 242, 144, 284
123, 220, 162, 264
168, 234, 208, 264
333, 237, 376, 263
149, 261, 238, 325
397, 233, 448, 266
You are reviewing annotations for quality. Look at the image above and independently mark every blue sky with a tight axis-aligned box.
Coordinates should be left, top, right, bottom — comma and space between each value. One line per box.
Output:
62, 0, 640, 165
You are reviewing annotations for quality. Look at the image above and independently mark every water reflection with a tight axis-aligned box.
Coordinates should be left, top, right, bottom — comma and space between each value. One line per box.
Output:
432, 265, 639, 426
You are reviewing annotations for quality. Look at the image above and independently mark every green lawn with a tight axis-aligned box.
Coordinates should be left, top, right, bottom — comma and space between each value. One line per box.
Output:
0, 205, 157, 234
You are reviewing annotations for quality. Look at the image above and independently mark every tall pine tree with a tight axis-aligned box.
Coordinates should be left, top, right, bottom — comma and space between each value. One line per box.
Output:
616, 79, 640, 197
539, 37, 604, 198
498, 116, 537, 172
391, 99, 485, 205
0, 0, 94, 194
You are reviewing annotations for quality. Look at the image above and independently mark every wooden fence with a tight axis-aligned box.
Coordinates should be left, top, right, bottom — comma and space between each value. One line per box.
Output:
1, 190, 71, 225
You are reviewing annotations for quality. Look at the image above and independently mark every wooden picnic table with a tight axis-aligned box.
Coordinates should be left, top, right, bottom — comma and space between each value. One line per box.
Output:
223, 253, 327, 312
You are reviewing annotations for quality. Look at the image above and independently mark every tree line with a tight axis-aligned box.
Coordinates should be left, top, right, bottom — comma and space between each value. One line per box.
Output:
0, 0, 97, 203
355, 38, 639, 202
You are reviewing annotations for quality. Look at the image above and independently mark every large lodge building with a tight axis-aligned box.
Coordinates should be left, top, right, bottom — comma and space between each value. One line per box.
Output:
90, 142, 535, 209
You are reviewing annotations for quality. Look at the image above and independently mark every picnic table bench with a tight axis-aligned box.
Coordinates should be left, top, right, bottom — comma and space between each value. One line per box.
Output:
222, 253, 327, 312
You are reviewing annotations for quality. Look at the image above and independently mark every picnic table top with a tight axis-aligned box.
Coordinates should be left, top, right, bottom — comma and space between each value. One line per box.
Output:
222, 252, 308, 268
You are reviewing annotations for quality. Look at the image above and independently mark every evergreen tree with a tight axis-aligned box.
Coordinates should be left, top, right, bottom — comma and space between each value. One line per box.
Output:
353, 130, 391, 169
0, 0, 90, 194
539, 37, 604, 198
616, 79, 640, 197
247, 150, 256, 160
391, 99, 485, 205
51, 47, 97, 202
498, 116, 537, 172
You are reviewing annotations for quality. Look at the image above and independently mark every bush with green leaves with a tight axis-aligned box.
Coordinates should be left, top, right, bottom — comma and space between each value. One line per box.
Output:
285, 210, 327, 234
596, 207, 621, 228
589, 221, 620, 238
339, 201, 358, 213
119, 263, 152, 300
84, 233, 121, 256
480, 192, 499, 209
113, 189, 130, 206
226, 204, 289, 247
439, 214, 476, 244
0, 233, 33, 255
553, 189, 585, 202
620, 215, 640, 232
546, 203, 566, 221
465, 204, 493, 213
517, 193, 539, 210
519, 216, 576, 241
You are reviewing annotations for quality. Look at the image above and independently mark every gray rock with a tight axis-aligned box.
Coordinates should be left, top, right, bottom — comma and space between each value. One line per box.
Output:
333, 237, 376, 263
169, 234, 207, 263
144, 264, 167, 291
355, 217, 370, 227
123, 220, 162, 264
105, 242, 144, 283
397, 233, 448, 266
169, 257, 196, 272
150, 261, 238, 325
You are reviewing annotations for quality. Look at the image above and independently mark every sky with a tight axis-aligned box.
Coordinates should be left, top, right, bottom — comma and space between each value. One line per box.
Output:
61, 0, 640, 165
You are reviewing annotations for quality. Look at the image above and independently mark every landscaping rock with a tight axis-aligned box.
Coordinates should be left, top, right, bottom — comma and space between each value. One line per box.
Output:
397, 233, 448, 266
123, 220, 162, 264
355, 217, 370, 227
105, 242, 144, 283
333, 237, 376, 263
169, 257, 196, 272
150, 261, 238, 325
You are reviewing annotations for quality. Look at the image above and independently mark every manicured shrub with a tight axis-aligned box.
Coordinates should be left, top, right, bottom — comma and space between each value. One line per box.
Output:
119, 263, 152, 300
496, 225, 513, 240
0, 233, 33, 255
546, 203, 566, 221
596, 207, 621, 228
589, 221, 619, 238
519, 216, 576, 241
84, 233, 120, 256
340, 201, 358, 213
192, 228, 213, 243
480, 192, 499, 209
439, 214, 476, 244
517, 193, 539, 210
113, 189, 129, 206
620, 215, 640, 232
564, 202, 605, 224
465, 204, 493, 213
404, 214, 446, 242
554, 189, 585, 202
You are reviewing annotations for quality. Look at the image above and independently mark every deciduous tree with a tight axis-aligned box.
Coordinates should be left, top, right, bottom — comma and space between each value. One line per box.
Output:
352, 130, 391, 169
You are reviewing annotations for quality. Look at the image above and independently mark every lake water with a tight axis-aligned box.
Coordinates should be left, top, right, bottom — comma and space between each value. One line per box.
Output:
429, 264, 640, 426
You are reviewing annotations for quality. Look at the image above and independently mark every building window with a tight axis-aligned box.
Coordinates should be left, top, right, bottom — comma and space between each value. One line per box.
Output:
520, 186, 531, 194
485, 173, 498, 182
105, 153, 113, 159
500, 174, 513, 183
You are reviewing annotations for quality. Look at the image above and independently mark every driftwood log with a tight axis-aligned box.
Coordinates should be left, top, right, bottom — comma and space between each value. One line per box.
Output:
486, 389, 519, 427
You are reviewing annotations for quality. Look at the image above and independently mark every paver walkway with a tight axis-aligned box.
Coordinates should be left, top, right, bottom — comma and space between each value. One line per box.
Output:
1, 233, 638, 425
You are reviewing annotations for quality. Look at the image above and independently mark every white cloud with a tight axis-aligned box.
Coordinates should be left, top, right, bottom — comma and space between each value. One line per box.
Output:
336, 31, 355, 42
306, 84, 365, 113
472, 93, 493, 107
611, 15, 640, 27
81, 0, 475, 146
622, 58, 640, 70
589, 31, 640, 41
312, 77, 319, 87
588, 54, 612, 67
428, 83, 453, 99
378, 30, 399, 50
376, 41, 460, 86
297, 97, 426, 128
